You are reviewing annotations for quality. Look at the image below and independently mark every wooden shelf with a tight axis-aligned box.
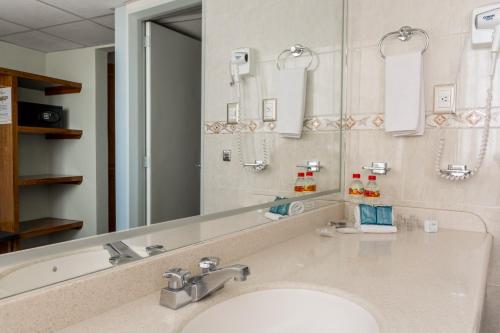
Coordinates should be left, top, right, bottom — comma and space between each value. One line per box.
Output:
18, 126, 83, 139
19, 218, 83, 239
0, 67, 81, 96
18, 175, 83, 186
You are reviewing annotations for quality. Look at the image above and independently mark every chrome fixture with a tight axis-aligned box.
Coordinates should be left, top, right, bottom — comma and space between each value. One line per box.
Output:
160, 257, 250, 310
362, 162, 391, 175
379, 26, 430, 59
276, 44, 314, 70
296, 160, 321, 172
439, 164, 471, 177
145, 244, 166, 256
103, 241, 142, 266
243, 160, 267, 172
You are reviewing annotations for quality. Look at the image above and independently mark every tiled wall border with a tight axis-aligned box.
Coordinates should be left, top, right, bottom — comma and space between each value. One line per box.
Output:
345, 109, 500, 130
205, 109, 500, 134
205, 116, 341, 134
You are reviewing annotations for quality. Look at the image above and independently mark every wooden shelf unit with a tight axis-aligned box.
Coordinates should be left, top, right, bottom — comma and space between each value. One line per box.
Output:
19, 218, 83, 240
18, 126, 83, 139
18, 175, 83, 186
0, 67, 81, 96
0, 67, 84, 247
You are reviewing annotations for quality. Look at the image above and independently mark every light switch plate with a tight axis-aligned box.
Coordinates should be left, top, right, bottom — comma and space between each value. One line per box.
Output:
433, 84, 456, 114
227, 103, 239, 124
262, 98, 277, 122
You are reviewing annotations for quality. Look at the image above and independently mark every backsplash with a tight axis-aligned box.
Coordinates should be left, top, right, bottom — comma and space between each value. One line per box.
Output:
346, 0, 500, 332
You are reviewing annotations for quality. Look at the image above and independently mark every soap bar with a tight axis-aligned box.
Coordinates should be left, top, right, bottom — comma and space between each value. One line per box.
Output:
424, 220, 438, 233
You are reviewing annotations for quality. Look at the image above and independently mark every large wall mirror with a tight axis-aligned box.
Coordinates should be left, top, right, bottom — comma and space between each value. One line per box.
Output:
0, 0, 345, 299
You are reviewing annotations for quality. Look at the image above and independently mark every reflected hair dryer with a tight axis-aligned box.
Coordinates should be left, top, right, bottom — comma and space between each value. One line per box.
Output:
474, 4, 500, 52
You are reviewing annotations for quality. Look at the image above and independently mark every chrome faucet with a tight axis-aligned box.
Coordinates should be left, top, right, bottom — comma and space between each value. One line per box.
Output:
159, 257, 250, 309
103, 241, 142, 266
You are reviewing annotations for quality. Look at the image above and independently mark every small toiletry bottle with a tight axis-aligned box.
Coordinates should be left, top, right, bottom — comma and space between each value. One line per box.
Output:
294, 172, 305, 193
304, 172, 317, 192
364, 175, 380, 201
348, 173, 364, 202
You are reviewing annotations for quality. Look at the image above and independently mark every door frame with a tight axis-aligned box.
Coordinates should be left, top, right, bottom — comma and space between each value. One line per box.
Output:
144, 21, 202, 225
115, 0, 204, 230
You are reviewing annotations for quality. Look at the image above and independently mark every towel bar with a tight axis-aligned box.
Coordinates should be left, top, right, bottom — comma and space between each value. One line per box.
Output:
276, 44, 314, 70
379, 26, 429, 59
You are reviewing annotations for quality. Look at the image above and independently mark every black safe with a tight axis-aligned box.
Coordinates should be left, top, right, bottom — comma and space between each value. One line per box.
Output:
18, 102, 64, 128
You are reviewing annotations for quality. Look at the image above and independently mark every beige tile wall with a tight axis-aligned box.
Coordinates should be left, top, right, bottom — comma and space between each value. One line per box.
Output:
346, 0, 500, 331
202, 0, 344, 214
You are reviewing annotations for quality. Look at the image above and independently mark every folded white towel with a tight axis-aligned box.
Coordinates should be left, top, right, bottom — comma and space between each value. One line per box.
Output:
288, 201, 305, 216
360, 225, 398, 233
276, 68, 308, 138
264, 212, 285, 221
384, 52, 425, 136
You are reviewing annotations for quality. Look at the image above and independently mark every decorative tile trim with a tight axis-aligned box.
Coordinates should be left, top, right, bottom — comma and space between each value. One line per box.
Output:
344, 109, 500, 130
205, 109, 500, 134
205, 116, 341, 134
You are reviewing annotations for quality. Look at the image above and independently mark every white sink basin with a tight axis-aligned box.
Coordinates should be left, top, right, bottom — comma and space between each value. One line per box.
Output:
181, 289, 379, 333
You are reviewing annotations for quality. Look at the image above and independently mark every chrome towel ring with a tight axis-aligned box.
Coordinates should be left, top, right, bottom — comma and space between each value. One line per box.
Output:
379, 26, 429, 59
276, 44, 314, 70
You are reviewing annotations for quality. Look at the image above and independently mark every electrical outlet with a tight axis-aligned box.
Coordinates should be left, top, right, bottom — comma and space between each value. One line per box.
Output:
433, 84, 456, 114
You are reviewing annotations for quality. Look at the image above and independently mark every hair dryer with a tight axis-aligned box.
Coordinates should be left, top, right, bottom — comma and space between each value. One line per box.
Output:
437, 4, 500, 181
475, 6, 500, 52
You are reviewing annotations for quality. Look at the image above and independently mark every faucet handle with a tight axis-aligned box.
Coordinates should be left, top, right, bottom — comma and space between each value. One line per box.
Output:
199, 257, 220, 273
163, 268, 191, 290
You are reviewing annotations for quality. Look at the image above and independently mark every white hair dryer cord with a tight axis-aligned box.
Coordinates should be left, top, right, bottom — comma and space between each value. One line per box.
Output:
435, 35, 499, 181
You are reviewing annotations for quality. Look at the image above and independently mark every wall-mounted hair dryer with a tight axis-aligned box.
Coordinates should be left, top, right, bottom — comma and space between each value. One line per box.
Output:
230, 48, 254, 86
472, 4, 500, 51
437, 4, 500, 181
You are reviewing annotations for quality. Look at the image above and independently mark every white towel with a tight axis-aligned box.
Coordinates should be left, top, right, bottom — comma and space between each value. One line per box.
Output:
288, 201, 305, 216
264, 212, 285, 221
360, 225, 398, 233
384, 52, 425, 136
276, 68, 308, 138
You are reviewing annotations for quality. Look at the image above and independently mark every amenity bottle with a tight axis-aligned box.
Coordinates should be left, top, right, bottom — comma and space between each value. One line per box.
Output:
304, 171, 317, 193
294, 172, 305, 193
348, 173, 364, 202
364, 175, 380, 202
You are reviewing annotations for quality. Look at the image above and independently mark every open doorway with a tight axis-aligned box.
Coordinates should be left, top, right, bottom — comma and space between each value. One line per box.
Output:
145, 6, 202, 225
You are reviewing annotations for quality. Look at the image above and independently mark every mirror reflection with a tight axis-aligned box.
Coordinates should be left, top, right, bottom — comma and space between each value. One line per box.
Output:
0, 0, 344, 299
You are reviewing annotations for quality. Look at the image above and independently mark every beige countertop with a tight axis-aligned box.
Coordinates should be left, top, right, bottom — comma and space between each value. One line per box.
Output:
58, 228, 491, 333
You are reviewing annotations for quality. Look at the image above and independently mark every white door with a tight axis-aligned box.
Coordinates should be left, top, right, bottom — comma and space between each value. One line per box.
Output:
145, 22, 201, 225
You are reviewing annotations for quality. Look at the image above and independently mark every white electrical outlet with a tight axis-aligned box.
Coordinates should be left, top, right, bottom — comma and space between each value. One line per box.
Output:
433, 84, 456, 114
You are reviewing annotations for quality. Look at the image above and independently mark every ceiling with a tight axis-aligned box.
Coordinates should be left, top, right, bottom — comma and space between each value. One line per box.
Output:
0, 0, 129, 53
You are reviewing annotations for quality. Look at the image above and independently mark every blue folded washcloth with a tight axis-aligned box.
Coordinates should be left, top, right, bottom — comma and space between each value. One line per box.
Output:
376, 206, 393, 226
269, 197, 290, 216
359, 204, 393, 226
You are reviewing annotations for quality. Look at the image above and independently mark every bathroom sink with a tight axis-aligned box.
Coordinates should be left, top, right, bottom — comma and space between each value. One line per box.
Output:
181, 289, 379, 333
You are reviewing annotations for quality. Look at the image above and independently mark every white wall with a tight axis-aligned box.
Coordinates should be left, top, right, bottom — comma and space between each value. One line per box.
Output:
45, 46, 109, 239
345, 0, 500, 331
0, 40, 46, 74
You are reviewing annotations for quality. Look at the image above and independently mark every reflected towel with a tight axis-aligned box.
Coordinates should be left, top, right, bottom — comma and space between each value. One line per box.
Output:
264, 212, 285, 221
288, 201, 305, 216
384, 51, 425, 136
276, 68, 308, 138
360, 225, 398, 233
